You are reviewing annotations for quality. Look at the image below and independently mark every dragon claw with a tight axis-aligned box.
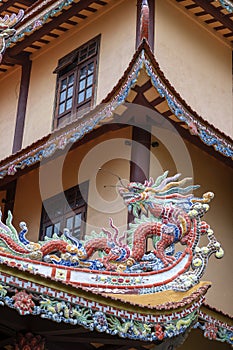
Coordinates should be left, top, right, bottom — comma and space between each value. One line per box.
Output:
153, 250, 176, 267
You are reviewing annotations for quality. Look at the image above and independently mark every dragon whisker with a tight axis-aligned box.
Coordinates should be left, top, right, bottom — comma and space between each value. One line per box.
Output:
99, 168, 127, 188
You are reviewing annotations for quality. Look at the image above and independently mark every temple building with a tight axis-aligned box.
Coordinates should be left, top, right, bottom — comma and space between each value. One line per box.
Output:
0, 0, 232, 349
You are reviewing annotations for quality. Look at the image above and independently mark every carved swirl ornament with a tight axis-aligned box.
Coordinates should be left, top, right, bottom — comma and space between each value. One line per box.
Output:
0, 9, 24, 63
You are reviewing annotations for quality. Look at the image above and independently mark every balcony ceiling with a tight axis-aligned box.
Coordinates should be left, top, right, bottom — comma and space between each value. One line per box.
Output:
174, 0, 233, 44
0, 0, 232, 75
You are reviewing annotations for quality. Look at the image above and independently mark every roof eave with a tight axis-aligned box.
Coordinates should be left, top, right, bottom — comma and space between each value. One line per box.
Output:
0, 39, 232, 183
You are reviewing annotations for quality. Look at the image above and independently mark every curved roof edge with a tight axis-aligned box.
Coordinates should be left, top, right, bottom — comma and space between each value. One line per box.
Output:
3, 0, 232, 51
197, 306, 233, 344
0, 262, 232, 345
0, 39, 232, 180
203, 302, 233, 321
6, 0, 83, 48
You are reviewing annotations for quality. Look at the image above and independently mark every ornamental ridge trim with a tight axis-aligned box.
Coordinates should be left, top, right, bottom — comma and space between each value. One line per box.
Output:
0, 9, 24, 63
0, 172, 224, 294
140, 0, 149, 43
0, 274, 203, 342
0, 50, 232, 179
3, 0, 233, 48
0, 272, 232, 344
5, 0, 86, 48
195, 310, 233, 344
216, 0, 233, 13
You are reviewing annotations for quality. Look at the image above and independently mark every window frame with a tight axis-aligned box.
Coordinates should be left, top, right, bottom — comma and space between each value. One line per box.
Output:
55, 68, 77, 126
63, 205, 86, 240
39, 182, 88, 241
76, 57, 97, 109
53, 36, 100, 129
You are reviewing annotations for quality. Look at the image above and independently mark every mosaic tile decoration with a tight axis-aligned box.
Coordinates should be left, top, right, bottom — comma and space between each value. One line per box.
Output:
0, 172, 224, 294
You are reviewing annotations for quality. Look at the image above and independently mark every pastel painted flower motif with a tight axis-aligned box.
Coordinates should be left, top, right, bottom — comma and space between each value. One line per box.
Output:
0, 284, 8, 297
7, 164, 16, 176
33, 20, 42, 29
93, 311, 108, 332
12, 290, 35, 315
58, 136, 67, 150
204, 322, 218, 340
188, 121, 198, 135
155, 324, 164, 340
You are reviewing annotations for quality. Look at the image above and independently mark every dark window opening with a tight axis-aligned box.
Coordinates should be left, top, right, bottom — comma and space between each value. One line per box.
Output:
53, 36, 100, 129
39, 182, 88, 241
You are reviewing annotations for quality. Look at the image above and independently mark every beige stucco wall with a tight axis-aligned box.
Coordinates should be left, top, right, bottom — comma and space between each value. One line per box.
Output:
149, 126, 233, 315
13, 127, 131, 242
155, 0, 232, 138
22, 0, 136, 148
0, 67, 21, 159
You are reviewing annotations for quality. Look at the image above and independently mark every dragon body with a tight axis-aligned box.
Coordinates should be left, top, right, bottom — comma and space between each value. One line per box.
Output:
83, 172, 212, 268
0, 172, 216, 271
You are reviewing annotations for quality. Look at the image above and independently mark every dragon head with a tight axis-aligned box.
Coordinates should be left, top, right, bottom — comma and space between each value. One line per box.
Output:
119, 181, 152, 217
119, 172, 201, 218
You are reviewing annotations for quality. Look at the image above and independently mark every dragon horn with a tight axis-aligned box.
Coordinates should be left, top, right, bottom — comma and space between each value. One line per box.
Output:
102, 228, 113, 242
154, 171, 169, 186
0, 209, 11, 233
118, 232, 127, 246
144, 177, 154, 187
109, 218, 119, 244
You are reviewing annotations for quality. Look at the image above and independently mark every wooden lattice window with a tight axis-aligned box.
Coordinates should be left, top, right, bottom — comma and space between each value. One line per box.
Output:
39, 182, 88, 240
53, 36, 100, 129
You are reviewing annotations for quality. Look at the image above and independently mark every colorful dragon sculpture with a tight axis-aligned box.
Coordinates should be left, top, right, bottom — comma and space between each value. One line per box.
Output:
0, 172, 223, 283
